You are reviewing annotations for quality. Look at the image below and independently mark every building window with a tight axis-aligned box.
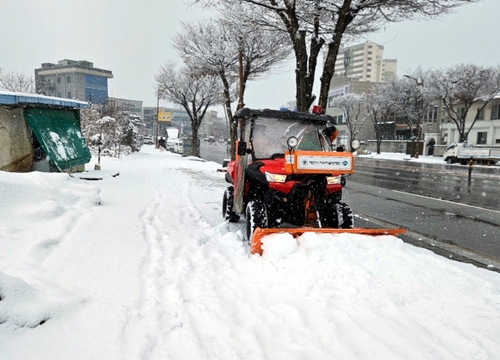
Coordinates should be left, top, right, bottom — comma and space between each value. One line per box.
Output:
67, 76, 71, 83
67, 92, 72, 99
491, 104, 499, 120
57, 77, 61, 84
457, 107, 466, 119
425, 106, 438, 122
477, 132, 487, 144
333, 115, 344, 125
477, 108, 485, 120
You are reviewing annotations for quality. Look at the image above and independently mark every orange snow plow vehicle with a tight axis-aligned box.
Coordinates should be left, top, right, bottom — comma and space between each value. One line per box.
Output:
222, 108, 405, 255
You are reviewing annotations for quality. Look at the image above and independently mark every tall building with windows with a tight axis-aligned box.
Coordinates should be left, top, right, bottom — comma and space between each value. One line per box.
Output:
325, 41, 398, 148
334, 41, 397, 82
35, 59, 113, 105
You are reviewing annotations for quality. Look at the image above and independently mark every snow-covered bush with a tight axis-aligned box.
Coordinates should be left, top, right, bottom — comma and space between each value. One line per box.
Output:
80, 105, 143, 158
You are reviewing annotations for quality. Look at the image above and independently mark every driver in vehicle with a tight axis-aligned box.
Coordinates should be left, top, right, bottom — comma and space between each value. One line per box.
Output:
319, 125, 339, 151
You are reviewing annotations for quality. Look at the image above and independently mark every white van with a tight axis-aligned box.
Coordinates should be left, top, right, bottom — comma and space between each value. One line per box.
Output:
173, 138, 183, 154
166, 138, 176, 151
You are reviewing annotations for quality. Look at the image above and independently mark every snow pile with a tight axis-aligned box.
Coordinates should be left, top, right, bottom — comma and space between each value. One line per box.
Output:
358, 151, 446, 164
1, 147, 500, 359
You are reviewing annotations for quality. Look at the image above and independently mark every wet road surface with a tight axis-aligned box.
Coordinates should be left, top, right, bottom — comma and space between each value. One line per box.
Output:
352, 157, 500, 211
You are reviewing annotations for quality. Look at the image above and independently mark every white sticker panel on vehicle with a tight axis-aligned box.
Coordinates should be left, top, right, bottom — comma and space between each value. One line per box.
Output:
297, 155, 352, 170
285, 155, 294, 164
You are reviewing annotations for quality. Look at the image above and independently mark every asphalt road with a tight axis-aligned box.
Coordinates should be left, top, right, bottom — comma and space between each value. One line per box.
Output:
352, 157, 500, 211
343, 181, 500, 268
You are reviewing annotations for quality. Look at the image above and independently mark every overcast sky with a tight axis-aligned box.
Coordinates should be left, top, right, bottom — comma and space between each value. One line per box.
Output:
1, 0, 499, 113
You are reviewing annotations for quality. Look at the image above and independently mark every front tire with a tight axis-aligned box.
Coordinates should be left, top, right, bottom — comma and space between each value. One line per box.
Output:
321, 202, 353, 229
338, 202, 354, 229
222, 187, 240, 222
246, 200, 268, 242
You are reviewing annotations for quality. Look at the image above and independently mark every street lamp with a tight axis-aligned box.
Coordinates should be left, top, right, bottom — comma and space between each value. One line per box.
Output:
404, 74, 424, 158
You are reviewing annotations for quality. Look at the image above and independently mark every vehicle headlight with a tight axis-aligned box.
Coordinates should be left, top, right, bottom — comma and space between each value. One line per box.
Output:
265, 172, 287, 183
326, 176, 342, 185
287, 136, 299, 149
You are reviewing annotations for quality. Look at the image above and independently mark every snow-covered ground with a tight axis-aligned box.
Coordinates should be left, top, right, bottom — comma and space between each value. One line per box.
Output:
358, 151, 500, 167
1, 146, 500, 359
358, 151, 446, 164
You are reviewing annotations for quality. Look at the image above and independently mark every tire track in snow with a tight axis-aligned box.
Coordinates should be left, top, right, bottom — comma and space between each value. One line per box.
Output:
120, 195, 167, 360
120, 163, 217, 359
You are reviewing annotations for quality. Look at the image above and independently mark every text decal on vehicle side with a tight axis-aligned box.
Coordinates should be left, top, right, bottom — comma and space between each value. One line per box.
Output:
297, 156, 352, 171
285, 155, 294, 164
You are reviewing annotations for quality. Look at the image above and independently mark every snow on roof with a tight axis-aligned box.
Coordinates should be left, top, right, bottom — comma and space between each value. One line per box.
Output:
0, 91, 89, 108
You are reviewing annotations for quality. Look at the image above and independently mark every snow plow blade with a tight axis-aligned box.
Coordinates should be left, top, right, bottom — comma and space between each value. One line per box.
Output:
250, 227, 406, 255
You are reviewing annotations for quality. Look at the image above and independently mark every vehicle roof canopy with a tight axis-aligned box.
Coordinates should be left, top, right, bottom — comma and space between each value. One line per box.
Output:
233, 108, 336, 125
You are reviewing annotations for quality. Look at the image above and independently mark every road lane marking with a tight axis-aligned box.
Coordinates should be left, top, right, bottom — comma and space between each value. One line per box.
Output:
392, 190, 500, 214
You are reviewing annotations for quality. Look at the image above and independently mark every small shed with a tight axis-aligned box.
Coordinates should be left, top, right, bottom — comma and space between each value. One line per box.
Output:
0, 91, 91, 173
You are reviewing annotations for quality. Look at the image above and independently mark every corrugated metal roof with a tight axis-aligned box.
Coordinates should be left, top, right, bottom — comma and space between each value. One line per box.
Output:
0, 91, 89, 108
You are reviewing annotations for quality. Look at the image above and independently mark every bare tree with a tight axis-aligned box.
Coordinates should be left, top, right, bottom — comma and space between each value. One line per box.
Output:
378, 72, 436, 157
365, 90, 394, 154
330, 93, 367, 151
428, 64, 500, 143
155, 62, 224, 157
172, 17, 291, 159
0, 70, 35, 93
191, 0, 477, 112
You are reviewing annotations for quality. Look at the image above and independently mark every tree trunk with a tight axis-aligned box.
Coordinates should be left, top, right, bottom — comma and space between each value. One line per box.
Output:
318, 2, 354, 111
220, 74, 236, 160
293, 32, 310, 112
191, 120, 200, 157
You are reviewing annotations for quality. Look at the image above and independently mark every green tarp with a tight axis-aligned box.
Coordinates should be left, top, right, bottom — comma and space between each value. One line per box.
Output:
24, 108, 91, 171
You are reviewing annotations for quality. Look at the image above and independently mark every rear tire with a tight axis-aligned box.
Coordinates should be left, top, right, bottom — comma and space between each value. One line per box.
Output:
246, 200, 268, 242
222, 187, 240, 222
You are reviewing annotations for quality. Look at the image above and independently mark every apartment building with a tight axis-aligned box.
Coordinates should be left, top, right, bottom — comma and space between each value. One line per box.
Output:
334, 41, 397, 82
35, 59, 113, 105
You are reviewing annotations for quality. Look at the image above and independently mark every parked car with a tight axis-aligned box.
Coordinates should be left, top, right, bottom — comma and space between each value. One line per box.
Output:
142, 136, 154, 145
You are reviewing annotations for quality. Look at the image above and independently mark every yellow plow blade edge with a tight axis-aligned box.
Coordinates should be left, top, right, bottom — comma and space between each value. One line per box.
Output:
250, 227, 407, 255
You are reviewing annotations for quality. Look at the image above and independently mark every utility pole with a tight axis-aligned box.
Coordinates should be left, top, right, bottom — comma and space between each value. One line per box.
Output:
156, 89, 160, 147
